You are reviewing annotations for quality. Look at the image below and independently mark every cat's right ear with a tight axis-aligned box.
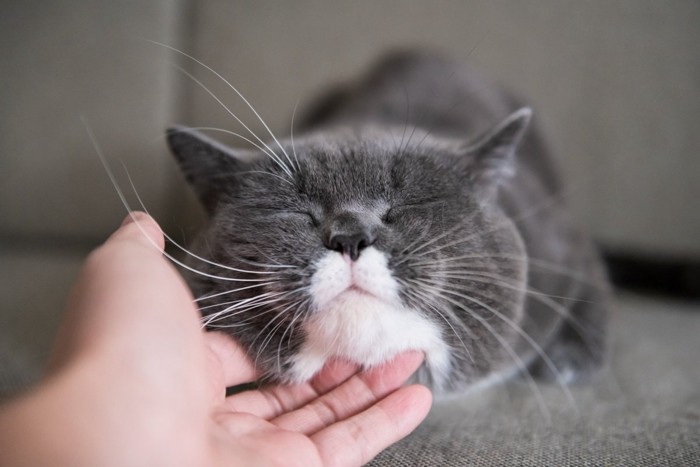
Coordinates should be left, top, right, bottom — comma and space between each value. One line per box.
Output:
167, 126, 244, 213
460, 108, 532, 197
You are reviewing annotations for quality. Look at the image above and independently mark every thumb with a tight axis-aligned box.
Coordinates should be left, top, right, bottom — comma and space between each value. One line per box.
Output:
109, 211, 166, 252
49, 212, 198, 371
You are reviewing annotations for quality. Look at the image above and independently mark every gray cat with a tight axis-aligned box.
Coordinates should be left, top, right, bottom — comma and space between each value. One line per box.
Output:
167, 51, 609, 394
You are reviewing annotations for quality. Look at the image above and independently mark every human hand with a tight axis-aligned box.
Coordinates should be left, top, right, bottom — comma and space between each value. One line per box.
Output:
0, 212, 432, 467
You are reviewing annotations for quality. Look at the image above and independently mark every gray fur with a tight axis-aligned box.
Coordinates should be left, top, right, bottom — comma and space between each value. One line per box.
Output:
167, 51, 609, 392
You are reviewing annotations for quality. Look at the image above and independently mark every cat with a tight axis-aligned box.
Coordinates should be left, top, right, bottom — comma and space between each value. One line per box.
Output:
166, 51, 609, 394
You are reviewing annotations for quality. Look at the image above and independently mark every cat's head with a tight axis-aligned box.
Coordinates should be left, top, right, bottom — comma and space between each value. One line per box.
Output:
168, 108, 531, 391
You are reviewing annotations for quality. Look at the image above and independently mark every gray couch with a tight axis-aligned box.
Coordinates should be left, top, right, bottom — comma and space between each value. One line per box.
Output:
2, 1, 698, 464
372, 294, 700, 465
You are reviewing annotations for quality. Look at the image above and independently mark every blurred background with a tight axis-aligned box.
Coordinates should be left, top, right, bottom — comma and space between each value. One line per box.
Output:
1, 1, 699, 396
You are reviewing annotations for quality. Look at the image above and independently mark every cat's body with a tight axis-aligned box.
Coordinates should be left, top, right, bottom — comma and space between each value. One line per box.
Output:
168, 51, 609, 394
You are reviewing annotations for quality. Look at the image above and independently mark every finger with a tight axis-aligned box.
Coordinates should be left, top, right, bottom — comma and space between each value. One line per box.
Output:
221, 357, 361, 420
112, 211, 165, 251
311, 384, 432, 467
271, 352, 424, 435
309, 358, 363, 394
222, 379, 322, 421
222, 351, 423, 422
205, 331, 257, 389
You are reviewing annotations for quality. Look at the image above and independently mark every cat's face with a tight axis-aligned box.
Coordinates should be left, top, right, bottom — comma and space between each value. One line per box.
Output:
169, 112, 530, 391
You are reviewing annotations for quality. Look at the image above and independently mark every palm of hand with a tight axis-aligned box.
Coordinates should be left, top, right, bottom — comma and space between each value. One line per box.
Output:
27, 213, 431, 467
205, 332, 428, 466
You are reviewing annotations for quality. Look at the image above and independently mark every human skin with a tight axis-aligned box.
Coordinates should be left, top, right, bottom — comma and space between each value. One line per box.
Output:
0, 212, 432, 467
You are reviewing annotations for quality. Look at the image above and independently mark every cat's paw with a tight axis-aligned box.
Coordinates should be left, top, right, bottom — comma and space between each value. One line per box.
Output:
527, 338, 604, 384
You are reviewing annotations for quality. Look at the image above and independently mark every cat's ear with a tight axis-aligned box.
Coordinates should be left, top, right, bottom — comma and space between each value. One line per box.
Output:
462, 107, 532, 194
167, 126, 244, 213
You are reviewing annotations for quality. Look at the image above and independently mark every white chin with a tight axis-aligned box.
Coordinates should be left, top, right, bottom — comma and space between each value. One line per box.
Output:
286, 249, 451, 385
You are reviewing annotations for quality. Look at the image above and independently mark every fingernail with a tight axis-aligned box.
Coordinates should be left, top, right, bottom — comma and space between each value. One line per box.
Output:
120, 211, 148, 227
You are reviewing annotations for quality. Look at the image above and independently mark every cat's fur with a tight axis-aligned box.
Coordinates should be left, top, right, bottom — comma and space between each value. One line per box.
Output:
167, 51, 609, 394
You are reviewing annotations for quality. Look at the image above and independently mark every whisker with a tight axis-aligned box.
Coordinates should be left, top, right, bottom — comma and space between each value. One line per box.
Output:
165, 126, 274, 159
407, 278, 553, 421
414, 277, 578, 415
396, 212, 478, 264
395, 81, 412, 157
399, 281, 475, 364
201, 290, 298, 326
410, 253, 606, 288
437, 270, 593, 304
395, 222, 435, 259
236, 170, 296, 187
122, 166, 285, 277
171, 64, 293, 178
203, 298, 287, 328
290, 98, 301, 170
199, 284, 276, 310
429, 270, 587, 328
149, 40, 296, 173
85, 118, 266, 285
252, 301, 302, 369
277, 301, 308, 373
194, 281, 277, 310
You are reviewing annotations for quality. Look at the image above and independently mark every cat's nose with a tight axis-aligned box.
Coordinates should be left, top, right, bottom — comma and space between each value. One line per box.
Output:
328, 232, 373, 261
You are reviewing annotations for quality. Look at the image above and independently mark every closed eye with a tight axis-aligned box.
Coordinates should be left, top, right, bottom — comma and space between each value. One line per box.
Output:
254, 207, 318, 225
277, 210, 317, 224
294, 210, 319, 227
382, 207, 395, 224
383, 201, 444, 223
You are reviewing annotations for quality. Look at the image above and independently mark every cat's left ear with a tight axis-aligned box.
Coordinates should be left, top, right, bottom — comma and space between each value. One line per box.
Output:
461, 107, 532, 194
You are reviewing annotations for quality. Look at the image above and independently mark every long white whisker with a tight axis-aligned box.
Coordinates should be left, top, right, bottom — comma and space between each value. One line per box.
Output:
204, 297, 288, 329
451, 274, 604, 357
277, 301, 308, 373
197, 287, 277, 309
285, 299, 308, 354
165, 126, 274, 159
252, 301, 301, 367
290, 98, 301, 170
416, 277, 578, 415
407, 189, 592, 264
433, 271, 577, 323
411, 253, 605, 288
171, 64, 293, 178
235, 170, 296, 187
201, 290, 297, 326
437, 270, 592, 304
85, 119, 263, 284
395, 224, 434, 260
408, 278, 553, 421
201, 292, 278, 322
204, 298, 287, 328
122, 166, 284, 277
149, 40, 296, 172
399, 281, 475, 364
396, 213, 477, 264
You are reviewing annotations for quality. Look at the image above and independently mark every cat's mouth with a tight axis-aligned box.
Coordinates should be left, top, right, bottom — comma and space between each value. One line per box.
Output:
341, 284, 376, 299
311, 247, 401, 309
327, 284, 376, 304
322, 282, 395, 311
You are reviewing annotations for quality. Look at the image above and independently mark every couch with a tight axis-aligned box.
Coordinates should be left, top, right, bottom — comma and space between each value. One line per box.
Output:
2, 1, 698, 464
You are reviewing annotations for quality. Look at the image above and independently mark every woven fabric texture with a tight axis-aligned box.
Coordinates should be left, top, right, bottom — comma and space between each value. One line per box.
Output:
371, 294, 700, 466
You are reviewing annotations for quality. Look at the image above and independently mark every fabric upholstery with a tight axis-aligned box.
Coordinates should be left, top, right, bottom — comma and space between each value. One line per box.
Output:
1, 2, 699, 465
371, 294, 700, 465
